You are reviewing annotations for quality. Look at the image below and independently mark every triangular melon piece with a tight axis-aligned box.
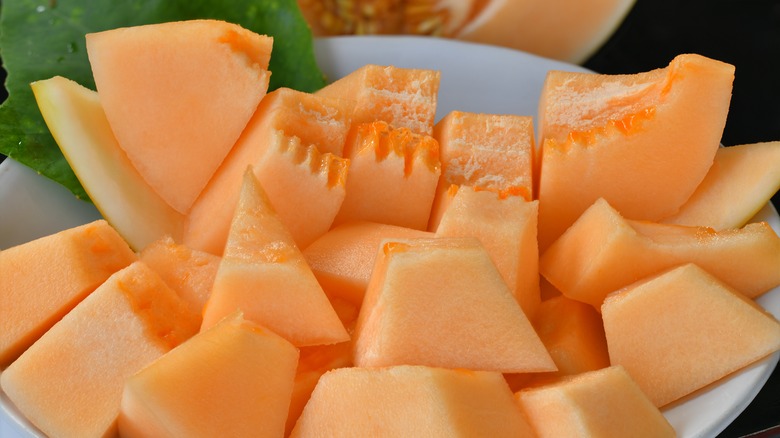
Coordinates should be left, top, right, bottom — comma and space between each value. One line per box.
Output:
119, 312, 298, 438
661, 141, 780, 230
354, 237, 555, 373
201, 169, 349, 347
290, 365, 536, 437
602, 263, 780, 407
86, 20, 273, 213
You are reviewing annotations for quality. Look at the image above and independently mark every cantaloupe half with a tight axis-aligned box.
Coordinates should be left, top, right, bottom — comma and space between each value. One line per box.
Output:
540, 198, 780, 309
302, 220, 434, 305
290, 365, 537, 437
31, 76, 184, 251
118, 312, 298, 438
315, 64, 441, 136
429, 110, 534, 229
200, 169, 349, 347
332, 120, 441, 230
0, 261, 199, 438
537, 54, 735, 250
602, 263, 780, 407
139, 236, 220, 322
353, 237, 555, 373
515, 365, 675, 437
661, 141, 780, 230
435, 185, 540, 317
86, 20, 273, 213
0, 220, 136, 368
185, 87, 351, 255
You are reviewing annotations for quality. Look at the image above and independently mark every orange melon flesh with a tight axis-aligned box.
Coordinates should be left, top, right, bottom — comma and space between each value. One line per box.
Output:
302, 220, 433, 305
118, 312, 299, 438
515, 365, 675, 437
315, 64, 441, 135
0, 261, 199, 438
201, 169, 349, 347
354, 236, 555, 373
429, 111, 534, 229
661, 141, 780, 230
435, 186, 540, 317
139, 236, 220, 321
0, 220, 136, 368
31, 76, 184, 251
540, 198, 780, 309
290, 365, 537, 437
333, 121, 441, 230
537, 54, 735, 250
602, 263, 780, 407
185, 87, 351, 255
86, 20, 272, 213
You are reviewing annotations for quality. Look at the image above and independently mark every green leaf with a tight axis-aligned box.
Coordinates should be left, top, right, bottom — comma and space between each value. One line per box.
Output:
0, 0, 326, 201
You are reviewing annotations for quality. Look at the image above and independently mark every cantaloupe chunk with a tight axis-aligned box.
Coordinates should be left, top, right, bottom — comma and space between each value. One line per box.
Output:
354, 237, 555, 373
86, 20, 273, 213
0, 220, 136, 368
540, 198, 780, 309
118, 312, 298, 438
0, 261, 199, 438
515, 365, 675, 437
139, 236, 220, 321
435, 186, 540, 317
315, 64, 440, 135
201, 169, 349, 346
429, 111, 534, 229
185, 87, 351, 254
602, 263, 780, 407
31, 76, 184, 251
332, 121, 441, 230
506, 295, 610, 391
290, 365, 537, 437
537, 54, 735, 250
302, 220, 433, 305
661, 141, 780, 230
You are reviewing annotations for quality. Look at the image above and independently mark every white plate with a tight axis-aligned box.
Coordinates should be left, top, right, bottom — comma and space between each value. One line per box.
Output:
1, 35, 779, 437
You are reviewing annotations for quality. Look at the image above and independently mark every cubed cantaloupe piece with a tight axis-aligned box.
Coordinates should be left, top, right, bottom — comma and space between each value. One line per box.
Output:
118, 312, 298, 438
0, 261, 199, 438
602, 263, 780, 407
429, 111, 534, 229
435, 185, 540, 317
515, 365, 675, 437
537, 54, 734, 250
0, 220, 136, 368
315, 64, 440, 136
185, 87, 351, 254
290, 365, 537, 437
86, 20, 273, 213
540, 198, 780, 309
353, 236, 555, 373
201, 168, 349, 346
302, 220, 433, 305
332, 121, 441, 230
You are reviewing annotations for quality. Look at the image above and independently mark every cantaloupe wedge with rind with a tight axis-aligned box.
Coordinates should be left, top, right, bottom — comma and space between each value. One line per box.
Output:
86, 20, 273, 213
540, 198, 780, 309
185, 87, 351, 255
662, 141, 780, 230
31, 76, 184, 251
118, 312, 298, 438
537, 54, 735, 250
201, 169, 349, 347
290, 365, 537, 437
354, 236, 555, 373
0, 261, 199, 438
602, 263, 780, 407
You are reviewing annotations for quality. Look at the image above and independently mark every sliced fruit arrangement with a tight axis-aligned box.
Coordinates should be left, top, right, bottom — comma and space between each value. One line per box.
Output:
2, 18, 780, 438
